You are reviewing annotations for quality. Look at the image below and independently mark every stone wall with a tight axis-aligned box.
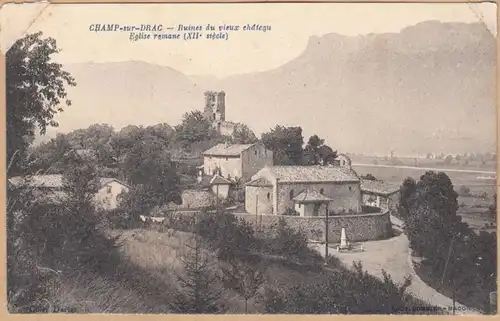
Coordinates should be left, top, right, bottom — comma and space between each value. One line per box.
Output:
233, 211, 392, 243
166, 209, 392, 243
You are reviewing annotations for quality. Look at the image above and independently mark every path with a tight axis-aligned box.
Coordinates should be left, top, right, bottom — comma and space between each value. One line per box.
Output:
352, 163, 496, 175
310, 219, 481, 315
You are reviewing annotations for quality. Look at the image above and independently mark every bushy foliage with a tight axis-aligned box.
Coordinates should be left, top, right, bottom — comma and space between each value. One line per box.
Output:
6, 32, 76, 175
263, 262, 412, 314
195, 210, 258, 261
262, 218, 321, 264
303, 134, 337, 165
282, 207, 300, 216
174, 110, 219, 149
458, 185, 471, 197
261, 125, 304, 165
7, 158, 122, 312
400, 171, 496, 312
361, 173, 377, 181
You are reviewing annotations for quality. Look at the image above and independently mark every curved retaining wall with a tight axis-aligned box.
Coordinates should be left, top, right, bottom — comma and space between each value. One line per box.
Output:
233, 211, 392, 243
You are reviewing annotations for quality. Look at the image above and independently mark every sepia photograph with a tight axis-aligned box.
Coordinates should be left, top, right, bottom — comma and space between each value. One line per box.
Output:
2, 1, 497, 315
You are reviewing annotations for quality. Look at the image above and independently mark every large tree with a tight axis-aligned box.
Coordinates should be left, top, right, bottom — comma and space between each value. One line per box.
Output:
231, 124, 258, 144
303, 135, 337, 165
174, 110, 217, 148
7, 32, 76, 175
261, 125, 304, 165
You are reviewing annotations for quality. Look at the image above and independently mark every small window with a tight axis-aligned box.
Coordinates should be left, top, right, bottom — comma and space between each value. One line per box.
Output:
106, 186, 112, 194
320, 188, 324, 195
267, 192, 270, 200
254, 150, 257, 156
225, 157, 228, 161
289, 190, 294, 200
349, 186, 352, 191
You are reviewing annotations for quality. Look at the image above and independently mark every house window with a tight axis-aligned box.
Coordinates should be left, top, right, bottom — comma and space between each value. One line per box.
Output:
267, 192, 270, 201
349, 186, 352, 191
254, 150, 257, 156
225, 157, 228, 161
106, 186, 112, 194
289, 190, 294, 200
320, 188, 324, 195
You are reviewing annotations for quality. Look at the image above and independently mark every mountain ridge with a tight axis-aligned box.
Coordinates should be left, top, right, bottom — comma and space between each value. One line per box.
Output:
42, 21, 495, 155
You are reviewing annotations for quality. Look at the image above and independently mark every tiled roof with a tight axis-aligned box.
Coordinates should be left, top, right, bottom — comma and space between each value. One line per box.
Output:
9, 175, 129, 189
360, 179, 400, 196
269, 165, 360, 183
210, 175, 232, 185
202, 143, 255, 156
9, 174, 64, 189
198, 175, 213, 188
293, 190, 332, 203
246, 177, 273, 187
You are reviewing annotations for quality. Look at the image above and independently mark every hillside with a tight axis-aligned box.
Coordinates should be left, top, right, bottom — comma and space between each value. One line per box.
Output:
49, 21, 495, 155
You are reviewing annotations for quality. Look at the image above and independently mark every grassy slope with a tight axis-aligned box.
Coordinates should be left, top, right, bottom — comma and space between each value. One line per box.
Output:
110, 227, 435, 314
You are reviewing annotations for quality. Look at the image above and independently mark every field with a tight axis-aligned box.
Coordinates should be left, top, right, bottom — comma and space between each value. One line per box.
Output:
350, 155, 496, 172
353, 165, 497, 233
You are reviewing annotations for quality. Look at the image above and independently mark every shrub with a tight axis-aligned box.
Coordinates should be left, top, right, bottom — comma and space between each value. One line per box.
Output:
458, 186, 471, 197
262, 261, 413, 314
163, 211, 197, 232
263, 218, 322, 264
282, 207, 300, 216
195, 209, 258, 261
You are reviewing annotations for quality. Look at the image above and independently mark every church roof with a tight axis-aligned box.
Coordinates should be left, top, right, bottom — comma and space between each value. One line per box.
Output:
202, 143, 257, 156
293, 190, 332, 203
8, 175, 130, 189
246, 177, 273, 187
267, 165, 359, 183
210, 175, 232, 185
360, 179, 400, 196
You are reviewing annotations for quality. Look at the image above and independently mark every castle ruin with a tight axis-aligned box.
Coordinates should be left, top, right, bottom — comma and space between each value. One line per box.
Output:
203, 91, 240, 136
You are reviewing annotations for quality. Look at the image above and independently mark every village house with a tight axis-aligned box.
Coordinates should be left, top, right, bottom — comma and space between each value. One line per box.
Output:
360, 179, 401, 212
200, 142, 273, 182
8, 174, 130, 210
197, 173, 232, 199
245, 161, 363, 216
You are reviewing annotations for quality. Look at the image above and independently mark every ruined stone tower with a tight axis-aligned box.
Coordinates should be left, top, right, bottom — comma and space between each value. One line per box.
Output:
203, 91, 226, 123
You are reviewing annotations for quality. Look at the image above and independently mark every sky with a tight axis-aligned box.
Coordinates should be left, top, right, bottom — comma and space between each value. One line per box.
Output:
0, 2, 497, 77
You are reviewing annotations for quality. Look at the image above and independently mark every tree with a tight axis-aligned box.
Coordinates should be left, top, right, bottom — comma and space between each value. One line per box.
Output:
27, 134, 73, 174
261, 125, 304, 165
444, 155, 454, 165
398, 177, 417, 217
7, 32, 76, 175
119, 138, 181, 218
174, 111, 217, 149
221, 259, 266, 313
361, 174, 377, 181
169, 235, 226, 313
303, 135, 337, 165
232, 124, 258, 144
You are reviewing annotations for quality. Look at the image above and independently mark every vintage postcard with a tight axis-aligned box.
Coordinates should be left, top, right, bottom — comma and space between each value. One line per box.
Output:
1, 1, 497, 316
